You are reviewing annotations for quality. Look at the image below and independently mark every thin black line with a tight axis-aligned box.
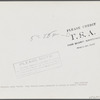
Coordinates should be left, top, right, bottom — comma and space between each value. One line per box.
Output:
0, 0, 100, 1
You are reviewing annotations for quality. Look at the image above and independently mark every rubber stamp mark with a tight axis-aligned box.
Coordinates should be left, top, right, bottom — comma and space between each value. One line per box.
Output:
13, 52, 62, 78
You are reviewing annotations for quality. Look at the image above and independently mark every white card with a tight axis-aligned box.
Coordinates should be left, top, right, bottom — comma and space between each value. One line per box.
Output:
0, 1, 100, 99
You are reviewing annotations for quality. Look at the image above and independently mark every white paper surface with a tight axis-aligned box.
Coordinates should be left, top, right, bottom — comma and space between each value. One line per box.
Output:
0, 1, 100, 99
